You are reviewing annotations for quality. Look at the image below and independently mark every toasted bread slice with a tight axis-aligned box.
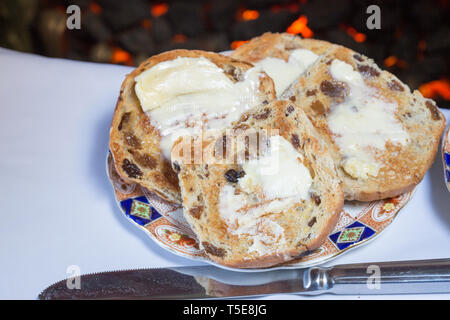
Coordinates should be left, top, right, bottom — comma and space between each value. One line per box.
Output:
109, 49, 276, 203
283, 45, 446, 201
233, 33, 446, 201
171, 100, 343, 268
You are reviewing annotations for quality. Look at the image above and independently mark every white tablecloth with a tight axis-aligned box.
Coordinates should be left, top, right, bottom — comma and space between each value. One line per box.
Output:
0, 47, 449, 300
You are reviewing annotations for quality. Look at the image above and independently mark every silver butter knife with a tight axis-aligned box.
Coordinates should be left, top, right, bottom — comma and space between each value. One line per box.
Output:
39, 258, 450, 299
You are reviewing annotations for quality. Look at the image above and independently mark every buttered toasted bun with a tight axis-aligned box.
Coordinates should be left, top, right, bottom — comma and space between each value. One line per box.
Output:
109, 49, 276, 203
283, 45, 446, 201
172, 100, 343, 268
233, 32, 446, 201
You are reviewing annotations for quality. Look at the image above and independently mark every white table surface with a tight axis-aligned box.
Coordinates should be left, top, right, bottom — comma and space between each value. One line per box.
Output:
0, 47, 449, 300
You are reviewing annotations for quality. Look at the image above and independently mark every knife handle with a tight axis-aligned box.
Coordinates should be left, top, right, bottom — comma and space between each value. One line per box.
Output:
304, 258, 450, 295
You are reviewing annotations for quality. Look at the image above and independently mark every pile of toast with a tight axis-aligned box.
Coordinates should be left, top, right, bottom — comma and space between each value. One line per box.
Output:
109, 33, 446, 268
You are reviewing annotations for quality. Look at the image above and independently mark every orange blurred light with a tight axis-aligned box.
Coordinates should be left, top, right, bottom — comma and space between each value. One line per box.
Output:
418, 40, 427, 51
173, 34, 187, 43
346, 26, 366, 43
151, 3, 168, 17
288, 3, 300, 12
89, 2, 102, 14
286, 15, 313, 38
111, 47, 133, 66
419, 79, 450, 100
141, 19, 152, 29
242, 10, 259, 20
384, 55, 398, 68
354, 33, 366, 42
231, 40, 249, 50
383, 55, 408, 69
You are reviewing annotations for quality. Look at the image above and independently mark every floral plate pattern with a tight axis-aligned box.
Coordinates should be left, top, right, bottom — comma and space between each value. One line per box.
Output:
442, 125, 450, 192
107, 152, 416, 271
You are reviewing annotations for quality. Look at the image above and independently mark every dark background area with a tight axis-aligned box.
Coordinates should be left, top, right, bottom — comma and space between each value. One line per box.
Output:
0, 0, 449, 107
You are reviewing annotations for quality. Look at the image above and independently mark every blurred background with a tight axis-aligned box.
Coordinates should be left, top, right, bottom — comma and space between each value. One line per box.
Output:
0, 0, 448, 107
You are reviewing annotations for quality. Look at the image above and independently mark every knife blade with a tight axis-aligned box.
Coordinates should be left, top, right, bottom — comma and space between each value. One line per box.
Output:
39, 258, 450, 299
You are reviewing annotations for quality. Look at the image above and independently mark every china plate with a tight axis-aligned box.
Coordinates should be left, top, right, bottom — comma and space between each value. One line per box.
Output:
107, 152, 416, 272
442, 125, 450, 192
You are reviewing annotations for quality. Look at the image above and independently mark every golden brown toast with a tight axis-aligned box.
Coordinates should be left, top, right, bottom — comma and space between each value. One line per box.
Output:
233, 33, 446, 201
109, 49, 276, 203
171, 100, 343, 268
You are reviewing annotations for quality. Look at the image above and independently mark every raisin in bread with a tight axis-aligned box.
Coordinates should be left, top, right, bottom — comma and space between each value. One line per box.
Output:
171, 100, 343, 268
283, 45, 446, 201
109, 49, 276, 203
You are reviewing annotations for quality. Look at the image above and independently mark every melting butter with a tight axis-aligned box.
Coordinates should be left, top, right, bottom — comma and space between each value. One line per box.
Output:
134, 56, 264, 159
255, 49, 318, 97
328, 59, 409, 179
238, 135, 312, 200
218, 135, 312, 255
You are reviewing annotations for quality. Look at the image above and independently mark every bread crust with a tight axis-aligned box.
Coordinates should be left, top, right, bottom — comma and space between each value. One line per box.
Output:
109, 49, 276, 203
231, 32, 335, 63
